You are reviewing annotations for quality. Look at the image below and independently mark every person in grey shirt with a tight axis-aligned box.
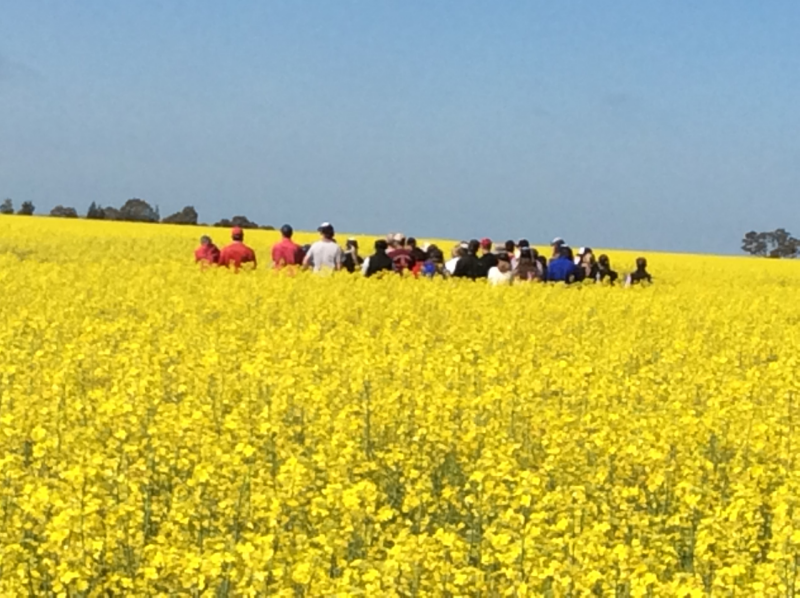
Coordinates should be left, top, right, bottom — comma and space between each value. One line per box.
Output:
303, 222, 343, 272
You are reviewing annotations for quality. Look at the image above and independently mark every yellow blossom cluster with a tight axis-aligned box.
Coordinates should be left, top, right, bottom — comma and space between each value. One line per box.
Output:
1, 216, 800, 596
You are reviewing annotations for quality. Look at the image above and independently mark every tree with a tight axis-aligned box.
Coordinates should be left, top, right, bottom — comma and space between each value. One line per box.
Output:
231, 215, 259, 229
50, 205, 79, 218
0, 198, 12, 215
119, 198, 158, 222
742, 229, 799, 258
162, 206, 199, 225
87, 202, 105, 219
17, 201, 35, 216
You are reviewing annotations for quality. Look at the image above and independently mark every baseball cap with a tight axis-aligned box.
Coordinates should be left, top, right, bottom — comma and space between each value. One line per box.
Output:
231, 226, 243, 238
318, 222, 334, 235
551, 237, 565, 246
392, 232, 405, 243
480, 237, 492, 249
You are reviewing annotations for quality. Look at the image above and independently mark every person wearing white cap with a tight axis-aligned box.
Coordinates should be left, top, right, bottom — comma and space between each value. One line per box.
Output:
303, 222, 343, 272
550, 237, 565, 258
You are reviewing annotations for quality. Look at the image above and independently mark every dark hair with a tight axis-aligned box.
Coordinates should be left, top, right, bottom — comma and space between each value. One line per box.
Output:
346, 238, 358, 249
636, 257, 647, 269
599, 254, 610, 266
518, 239, 530, 248
505, 240, 516, 253
200, 235, 212, 245
468, 239, 481, 254
407, 237, 417, 248
280, 224, 293, 238
319, 224, 335, 238
428, 247, 444, 263
560, 245, 574, 260
375, 239, 389, 252
519, 247, 533, 260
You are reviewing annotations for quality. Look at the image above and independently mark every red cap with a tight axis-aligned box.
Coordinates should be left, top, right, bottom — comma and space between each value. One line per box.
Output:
480, 237, 492, 249
231, 226, 243, 238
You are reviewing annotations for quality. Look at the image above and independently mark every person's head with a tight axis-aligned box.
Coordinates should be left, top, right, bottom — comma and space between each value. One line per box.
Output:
468, 239, 481, 255
551, 237, 565, 248
374, 239, 389, 253
505, 240, 516, 254
497, 252, 511, 272
518, 239, 530, 249
636, 257, 648, 270
428, 246, 444, 263
452, 244, 464, 258
480, 238, 492, 252
346, 238, 359, 251
200, 235, 212, 246
407, 237, 418, 249
598, 254, 610, 267
560, 245, 574, 260
318, 222, 335, 240
530, 247, 539, 259
280, 224, 293, 239
231, 227, 244, 242
392, 233, 406, 248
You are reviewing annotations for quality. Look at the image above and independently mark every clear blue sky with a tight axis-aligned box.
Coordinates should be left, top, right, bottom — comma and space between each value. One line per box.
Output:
2, 1, 798, 253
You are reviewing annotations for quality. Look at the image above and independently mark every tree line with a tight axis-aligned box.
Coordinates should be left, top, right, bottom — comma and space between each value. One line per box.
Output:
0, 198, 273, 230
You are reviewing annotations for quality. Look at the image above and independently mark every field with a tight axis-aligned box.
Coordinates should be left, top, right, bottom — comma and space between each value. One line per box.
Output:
1, 216, 800, 596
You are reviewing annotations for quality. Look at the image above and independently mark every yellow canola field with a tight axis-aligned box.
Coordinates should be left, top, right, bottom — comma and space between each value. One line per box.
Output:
1, 216, 800, 597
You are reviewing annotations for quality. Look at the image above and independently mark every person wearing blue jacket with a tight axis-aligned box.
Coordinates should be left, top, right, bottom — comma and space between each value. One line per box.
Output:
547, 245, 578, 283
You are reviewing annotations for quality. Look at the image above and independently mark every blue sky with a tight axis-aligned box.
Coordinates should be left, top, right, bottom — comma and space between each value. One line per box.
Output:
2, 1, 798, 253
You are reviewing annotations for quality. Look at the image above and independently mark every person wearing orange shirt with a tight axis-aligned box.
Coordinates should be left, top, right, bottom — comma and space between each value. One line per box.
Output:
218, 227, 257, 270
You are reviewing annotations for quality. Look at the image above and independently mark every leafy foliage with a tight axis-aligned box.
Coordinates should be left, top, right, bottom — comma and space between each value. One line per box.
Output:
742, 229, 799, 258
49, 205, 79, 218
161, 206, 198, 225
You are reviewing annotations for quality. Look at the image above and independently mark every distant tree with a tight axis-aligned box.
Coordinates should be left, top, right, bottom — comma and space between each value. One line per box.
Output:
87, 202, 105, 219
230, 215, 259, 229
213, 218, 233, 228
162, 206, 199, 225
0, 198, 13, 215
17, 201, 35, 216
742, 229, 799, 258
50, 205, 79, 218
260, 224, 276, 231
103, 207, 122, 221
119, 198, 158, 222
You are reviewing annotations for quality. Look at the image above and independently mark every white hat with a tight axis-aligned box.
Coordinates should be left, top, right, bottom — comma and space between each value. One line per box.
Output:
551, 237, 565, 246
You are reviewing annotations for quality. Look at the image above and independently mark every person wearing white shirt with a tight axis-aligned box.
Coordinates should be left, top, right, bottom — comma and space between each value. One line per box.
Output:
487, 253, 513, 286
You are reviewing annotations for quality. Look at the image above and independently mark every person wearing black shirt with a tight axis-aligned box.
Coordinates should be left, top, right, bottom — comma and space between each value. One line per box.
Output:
625, 257, 652, 286
453, 239, 484, 280
364, 239, 395, 277
596, 254, 619, 284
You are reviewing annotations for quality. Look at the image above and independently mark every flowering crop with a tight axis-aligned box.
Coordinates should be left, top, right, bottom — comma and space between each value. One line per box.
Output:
1, 217, 800, 596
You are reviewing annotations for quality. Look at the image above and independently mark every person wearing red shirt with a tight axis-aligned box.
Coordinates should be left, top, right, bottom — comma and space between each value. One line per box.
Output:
218, 227, 257, 270
194, 235, 220, 265
387, 233, 416, 274
271, 224, 305, 269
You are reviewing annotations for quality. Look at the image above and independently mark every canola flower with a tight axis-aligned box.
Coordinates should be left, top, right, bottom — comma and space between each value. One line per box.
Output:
1, 216, 800, 596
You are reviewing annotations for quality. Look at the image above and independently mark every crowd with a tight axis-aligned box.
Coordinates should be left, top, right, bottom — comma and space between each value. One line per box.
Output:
194, 222, 653, 286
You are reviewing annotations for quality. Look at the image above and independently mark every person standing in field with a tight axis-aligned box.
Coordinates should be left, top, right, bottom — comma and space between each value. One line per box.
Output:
303, 222, 343, 272
341, 238, 364, 273
625, 257, 653, 286
363, 239, 395, 277
271, 224, 305, 269
513, 247, 543, 282
194, 235, 220, 265
547, 245, 578, 283
478, 237, 498, 276
487, 253, 513, 286
388, 233, 416, 274
453, 239, 484, 280
445, 244, 465, 275
218, 227, 257, 270
421, 245, 449, 278
596, 254, 619, 284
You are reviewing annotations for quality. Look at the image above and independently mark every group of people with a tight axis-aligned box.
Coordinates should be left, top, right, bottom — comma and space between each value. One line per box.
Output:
194, 222, 653, 286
